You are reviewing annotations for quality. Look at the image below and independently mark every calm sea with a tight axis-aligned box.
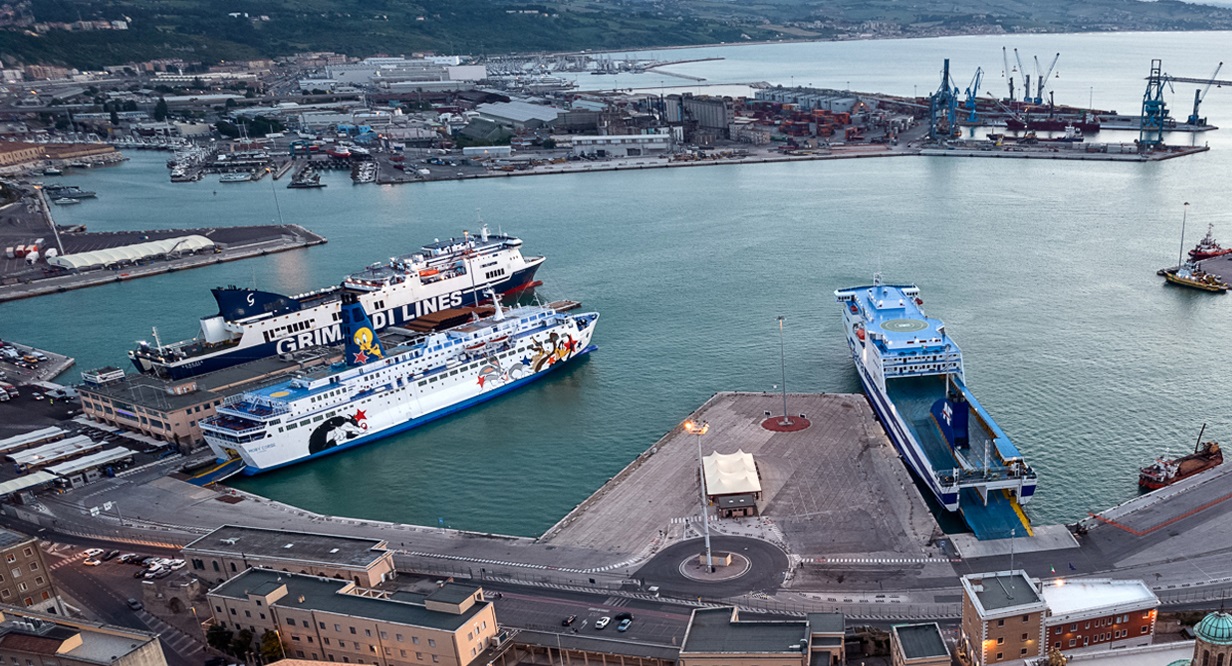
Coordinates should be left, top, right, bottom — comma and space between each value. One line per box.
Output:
4, 31, 1232, 535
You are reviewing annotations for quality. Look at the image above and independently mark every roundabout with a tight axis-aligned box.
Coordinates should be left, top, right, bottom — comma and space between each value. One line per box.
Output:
635, 535, 789, 597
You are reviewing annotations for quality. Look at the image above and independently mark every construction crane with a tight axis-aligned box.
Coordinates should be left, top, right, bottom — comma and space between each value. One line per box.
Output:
965, 67, 983, 123
1002, 47, 1015, 101
1034, 53, 1060, 104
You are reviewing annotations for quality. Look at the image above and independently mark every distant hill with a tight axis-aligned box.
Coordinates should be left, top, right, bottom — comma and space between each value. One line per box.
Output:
5, 0, 1232, 68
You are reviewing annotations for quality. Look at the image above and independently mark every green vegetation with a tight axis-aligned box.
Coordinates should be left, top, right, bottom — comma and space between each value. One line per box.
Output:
5, 0, 1232, 68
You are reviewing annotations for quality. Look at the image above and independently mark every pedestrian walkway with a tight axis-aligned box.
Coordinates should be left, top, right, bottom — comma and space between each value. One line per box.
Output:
137, 610, 206, 660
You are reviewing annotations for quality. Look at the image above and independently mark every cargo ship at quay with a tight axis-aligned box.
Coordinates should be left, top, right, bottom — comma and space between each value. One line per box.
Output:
199, 292, 598, 474
835, 278, 1037, 540
129, 225, 544, 379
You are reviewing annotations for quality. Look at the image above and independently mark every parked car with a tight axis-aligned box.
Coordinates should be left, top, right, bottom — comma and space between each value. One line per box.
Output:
132, 569, 148, 579
562, 615, 577, 627
82, 558, 101, 567
614, 612, 634, 622
153, 568, 173, 579
126, 598, 143, 611
82, 548, 104, 558
118, 553, 139, 563
102, 550, 120, 561
168, 559, 186, 570
616, 619, 632, 632
594, 617, 610, 630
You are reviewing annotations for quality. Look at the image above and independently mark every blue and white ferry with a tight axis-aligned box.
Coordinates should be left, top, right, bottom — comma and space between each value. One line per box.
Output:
199, 292, 598, 474
129, 224, 544, 380
835, 277, 1037, 539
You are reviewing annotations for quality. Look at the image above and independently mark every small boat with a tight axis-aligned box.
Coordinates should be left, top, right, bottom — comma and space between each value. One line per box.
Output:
220, 172, 252, 183
1159, 264, 1229, 292
1159, 204, 1229, 292
52, 198, 81, 206
1188, 224, 1232, 261
1140, 425, 1224, 490
287, 170, 326, 189
43, 167, 63, 176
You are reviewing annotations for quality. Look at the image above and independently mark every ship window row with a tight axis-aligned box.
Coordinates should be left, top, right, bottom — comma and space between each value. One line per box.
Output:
484, 269, 506, 280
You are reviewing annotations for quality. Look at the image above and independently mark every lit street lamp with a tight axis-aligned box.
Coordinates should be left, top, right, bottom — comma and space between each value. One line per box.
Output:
683, 419, 713, 572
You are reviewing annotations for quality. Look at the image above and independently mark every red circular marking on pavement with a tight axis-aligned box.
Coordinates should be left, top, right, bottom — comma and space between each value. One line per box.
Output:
761, 416, 811, 432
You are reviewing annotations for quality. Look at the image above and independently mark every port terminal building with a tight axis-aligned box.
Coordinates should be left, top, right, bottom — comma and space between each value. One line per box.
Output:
77, 348, 340, 448
959, 570, 1159, 666
206, 569, 497, 666
183, 525, 396, 587
889, 623, 950, 666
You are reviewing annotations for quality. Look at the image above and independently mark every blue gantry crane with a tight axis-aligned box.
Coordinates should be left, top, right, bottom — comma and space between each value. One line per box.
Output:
1140, 58, 1168, 149
1033, 53, 1060, 104
928, 59, 960, 140
964, 67, 984, 123
1161, 62, 1228, 127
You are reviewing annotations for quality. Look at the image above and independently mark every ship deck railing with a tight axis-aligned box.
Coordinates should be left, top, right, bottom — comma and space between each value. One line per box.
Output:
220, 397, 290, 417
200, 414, 266, 435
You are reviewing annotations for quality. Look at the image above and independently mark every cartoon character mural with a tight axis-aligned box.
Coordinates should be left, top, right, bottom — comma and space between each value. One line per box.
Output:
308, 410, 368, 454
529, 332, 578, 372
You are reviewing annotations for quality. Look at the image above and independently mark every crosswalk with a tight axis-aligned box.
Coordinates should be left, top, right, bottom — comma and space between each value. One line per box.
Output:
48, 552, 87, 571
137, 610, 206, 660
802, 556, 945, 565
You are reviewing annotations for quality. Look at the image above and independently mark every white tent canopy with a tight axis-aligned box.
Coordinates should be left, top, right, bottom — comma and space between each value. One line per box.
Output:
48, 235, 214, 271
702, 449, 762, 496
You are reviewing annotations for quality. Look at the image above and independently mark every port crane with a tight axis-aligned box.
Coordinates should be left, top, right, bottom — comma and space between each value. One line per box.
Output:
1033, 53, 1060, 104
928, 58, 960, 141
1014, 49, 1030, 103
1161, 62, 1227, 126
964, 67, 983, 122
1002, 47, 1015, 101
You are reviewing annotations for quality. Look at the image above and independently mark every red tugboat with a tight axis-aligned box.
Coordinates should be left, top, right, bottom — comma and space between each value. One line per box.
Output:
1188, 224, 1232, 261
1139, 425, 1224, 490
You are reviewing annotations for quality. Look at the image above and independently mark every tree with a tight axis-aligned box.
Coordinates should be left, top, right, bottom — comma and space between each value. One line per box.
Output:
206, 624, 233, 653
154, 97, 169, 121
230, 628, 254, 656
258, 630, 285, 662
215, 120, 241, 138
110, 109, 120, 125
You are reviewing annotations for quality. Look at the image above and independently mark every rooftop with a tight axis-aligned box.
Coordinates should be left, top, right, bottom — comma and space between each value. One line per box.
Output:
892, 623, 949, 660
210, 569, 486, 631
681, 608, 809, 655
0, 607, 159, 665
961, 570, 1045, 616
806, 613, 845, 635
0, 528, 32, 551
184, 525, 388, 568
1039, 579, 1159, 620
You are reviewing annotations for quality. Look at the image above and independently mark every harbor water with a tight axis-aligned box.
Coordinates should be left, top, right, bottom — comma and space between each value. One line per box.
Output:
4, 31, 1232, 536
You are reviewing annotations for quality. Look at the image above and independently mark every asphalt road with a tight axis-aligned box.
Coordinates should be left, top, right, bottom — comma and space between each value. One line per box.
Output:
23, 527, 205, 666
635, 536, 789, 598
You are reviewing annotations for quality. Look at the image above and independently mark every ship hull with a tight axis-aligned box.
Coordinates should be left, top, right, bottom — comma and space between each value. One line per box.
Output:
131, 263, 543, 379
240, 344, 596, 475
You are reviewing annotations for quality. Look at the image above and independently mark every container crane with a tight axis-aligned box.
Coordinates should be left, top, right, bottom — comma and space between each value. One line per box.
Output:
965, 67, 984, 123
1035, 53, 1060, 104
1140, 59, 1168, 149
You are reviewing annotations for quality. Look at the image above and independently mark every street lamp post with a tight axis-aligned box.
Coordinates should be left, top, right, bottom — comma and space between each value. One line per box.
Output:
683, 419, 713, 572
778, 316, 790, 426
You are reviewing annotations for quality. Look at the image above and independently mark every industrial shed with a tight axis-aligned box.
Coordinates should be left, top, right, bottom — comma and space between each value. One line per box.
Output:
48, 235, 214, 271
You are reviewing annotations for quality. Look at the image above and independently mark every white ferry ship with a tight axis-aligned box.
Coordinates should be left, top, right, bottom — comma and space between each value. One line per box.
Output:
199, 292, 598, 474
835, 277, 1037, 540
129, 225, 545, 379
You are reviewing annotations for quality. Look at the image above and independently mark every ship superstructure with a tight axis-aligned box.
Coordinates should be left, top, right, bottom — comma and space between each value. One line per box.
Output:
200, 292, 598, 474
129, 225, 544, 379
835, 278, 1037, 539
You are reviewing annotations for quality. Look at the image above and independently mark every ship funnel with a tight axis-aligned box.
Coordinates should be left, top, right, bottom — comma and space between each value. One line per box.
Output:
341, 292, 384, 367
